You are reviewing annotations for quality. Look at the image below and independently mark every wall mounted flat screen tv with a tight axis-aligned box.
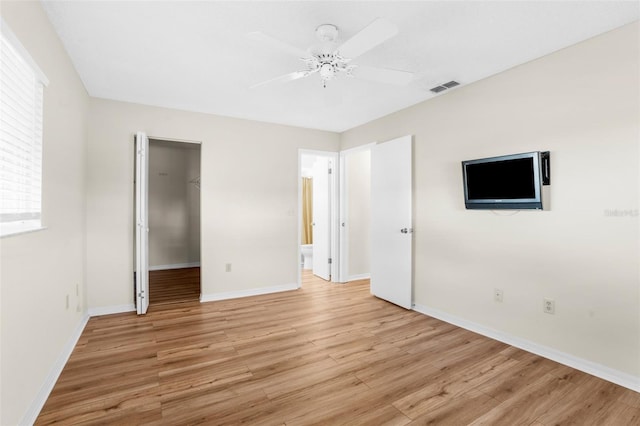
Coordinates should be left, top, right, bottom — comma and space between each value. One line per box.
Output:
462, 151, 547, 210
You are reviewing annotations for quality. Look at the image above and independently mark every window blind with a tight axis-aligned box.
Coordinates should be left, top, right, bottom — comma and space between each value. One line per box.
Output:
0, 20, 48, 236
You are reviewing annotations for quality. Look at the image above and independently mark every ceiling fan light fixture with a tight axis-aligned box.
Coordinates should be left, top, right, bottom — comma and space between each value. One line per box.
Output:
315, 24, 338, 43
319, 63, 335, 80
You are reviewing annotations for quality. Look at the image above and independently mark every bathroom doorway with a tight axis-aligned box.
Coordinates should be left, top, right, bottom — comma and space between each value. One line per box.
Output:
146, 138, 201, 306
299, 150, 339, 286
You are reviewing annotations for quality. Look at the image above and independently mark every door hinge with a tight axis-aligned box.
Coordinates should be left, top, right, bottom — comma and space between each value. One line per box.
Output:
328, 258, 332, 264
328, 168, 332, 174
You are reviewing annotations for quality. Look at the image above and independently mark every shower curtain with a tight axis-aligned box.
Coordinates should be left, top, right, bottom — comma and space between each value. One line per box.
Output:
302, 177, 313, 244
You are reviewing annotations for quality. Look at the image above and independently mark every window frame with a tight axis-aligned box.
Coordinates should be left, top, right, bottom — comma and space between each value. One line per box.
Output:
0, 18, 49, 238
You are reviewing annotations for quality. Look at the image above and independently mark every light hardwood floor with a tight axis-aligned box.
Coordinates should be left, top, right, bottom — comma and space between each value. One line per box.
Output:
36, 271, 640, 425
149, 267, 200, 306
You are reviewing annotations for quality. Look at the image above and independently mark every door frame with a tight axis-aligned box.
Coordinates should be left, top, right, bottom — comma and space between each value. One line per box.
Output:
338, 142, 376, 283
297, 149, 340, 287
134, 133, 203, 313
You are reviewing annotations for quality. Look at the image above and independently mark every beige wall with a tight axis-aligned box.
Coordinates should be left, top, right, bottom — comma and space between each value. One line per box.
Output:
341, 23, 640, 377
86, 99, 340, 309
345, 148, 371, 278
0, 2, 90, 424
148, 141, 201, 267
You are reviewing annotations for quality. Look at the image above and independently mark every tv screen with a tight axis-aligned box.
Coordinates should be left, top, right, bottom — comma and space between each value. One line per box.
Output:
462, 152, 543, 210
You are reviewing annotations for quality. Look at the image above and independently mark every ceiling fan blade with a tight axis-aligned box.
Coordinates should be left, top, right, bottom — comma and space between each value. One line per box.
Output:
247, 32, 313, 59
250, 71, 310, 89
337, 18, 398, 59
351, 66, 414, 86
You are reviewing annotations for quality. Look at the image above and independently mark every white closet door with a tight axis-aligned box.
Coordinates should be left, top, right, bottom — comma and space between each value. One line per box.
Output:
370, 135, 413, 309
135, 131, 150, 315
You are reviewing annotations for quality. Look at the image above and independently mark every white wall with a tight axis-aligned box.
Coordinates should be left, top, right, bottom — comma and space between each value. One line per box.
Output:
86, 99, 340, 309
345, 149, 371, 279
341, 22, 640, 380
0, 2, 90, 424
148, 141, 200, 268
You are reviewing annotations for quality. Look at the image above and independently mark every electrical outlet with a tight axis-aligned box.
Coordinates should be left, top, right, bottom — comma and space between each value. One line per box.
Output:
543, 298, 555, 314
494, 288, 503, 303
66, 294, 69, 310
225, 263, 232, 272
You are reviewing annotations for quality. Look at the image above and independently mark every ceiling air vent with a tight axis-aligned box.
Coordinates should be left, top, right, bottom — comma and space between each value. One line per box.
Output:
430, 80, 460, 93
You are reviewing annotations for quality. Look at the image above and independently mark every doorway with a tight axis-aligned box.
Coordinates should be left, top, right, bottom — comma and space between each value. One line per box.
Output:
299, 150, 339, 286
135, 136, 202, 310
297, 139, 411, 307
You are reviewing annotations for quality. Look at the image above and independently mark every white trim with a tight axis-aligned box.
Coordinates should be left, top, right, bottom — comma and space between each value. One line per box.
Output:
88, 304, 136, 317
338, 152, 347, 282
338, 142, 376, 283
297, 152, 303, 289
413, 303, 640, 393
329, 153, 340, 283
201, 283, 298, 303
148, 136, 201, 145
149, 262, 200, 271
340, 142, 377, 155
347, 273, 371, 282
20, 313, 89, 425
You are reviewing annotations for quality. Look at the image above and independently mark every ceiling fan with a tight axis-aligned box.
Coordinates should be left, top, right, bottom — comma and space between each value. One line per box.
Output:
248, 18, 414, 88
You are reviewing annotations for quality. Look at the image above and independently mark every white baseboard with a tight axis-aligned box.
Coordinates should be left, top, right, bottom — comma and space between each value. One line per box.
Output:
201, 283, 298, 303
88, 304, 136, 317
347, 273, 370, 282
149, 262, 200, 271
412, 303, 640, 393
21, 312, 90, 425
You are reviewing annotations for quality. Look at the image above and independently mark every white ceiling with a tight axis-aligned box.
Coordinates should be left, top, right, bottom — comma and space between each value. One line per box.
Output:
41, 1, 638, 132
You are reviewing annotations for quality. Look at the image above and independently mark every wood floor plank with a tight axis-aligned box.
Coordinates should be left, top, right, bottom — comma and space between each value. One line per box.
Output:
535, 375, 631, 425
36, 270, 640, 425
619, 388, 640, 408
406, 389, 501, 425
161, 388, 282, 426
270, 374, 370, 423
473, 352, 561, 402
285, 392, 412, 426
392, 353, 521, 419
467, 373, 576, 425
149, 267, 200, 305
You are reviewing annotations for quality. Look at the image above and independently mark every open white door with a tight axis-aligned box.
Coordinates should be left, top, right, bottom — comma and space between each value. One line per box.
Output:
370, 135, 412, 309
135, 131, 149, 315
312, 156, 331, 281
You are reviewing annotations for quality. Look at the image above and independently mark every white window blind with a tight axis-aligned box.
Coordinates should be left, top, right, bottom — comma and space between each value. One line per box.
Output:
0, 19, 48, 237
